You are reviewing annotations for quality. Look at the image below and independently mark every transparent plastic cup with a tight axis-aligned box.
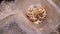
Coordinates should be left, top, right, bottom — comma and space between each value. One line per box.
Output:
15, 0, 60, 34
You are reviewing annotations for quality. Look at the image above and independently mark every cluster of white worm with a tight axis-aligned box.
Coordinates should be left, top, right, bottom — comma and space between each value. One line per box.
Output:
26, 5, 47, 24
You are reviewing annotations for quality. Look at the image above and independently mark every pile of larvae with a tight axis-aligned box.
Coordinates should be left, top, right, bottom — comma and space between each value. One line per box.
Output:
26, 5, 47, 24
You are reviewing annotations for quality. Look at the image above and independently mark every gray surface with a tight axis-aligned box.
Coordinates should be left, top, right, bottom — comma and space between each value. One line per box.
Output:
0, 22, 26, 34
0, 1, 26, 34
